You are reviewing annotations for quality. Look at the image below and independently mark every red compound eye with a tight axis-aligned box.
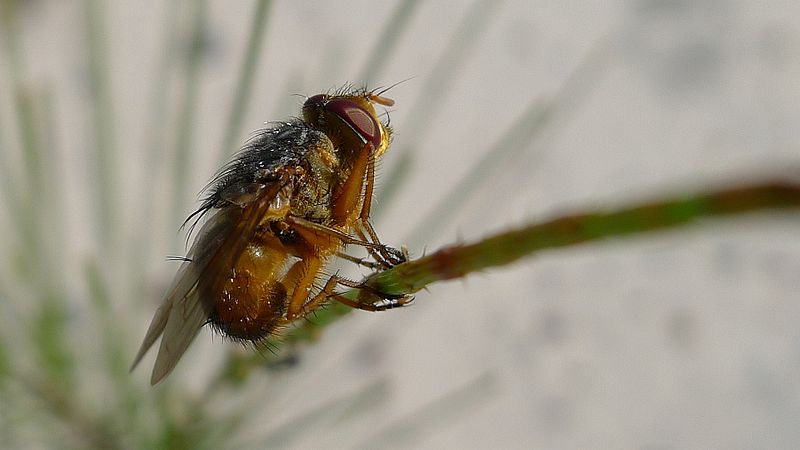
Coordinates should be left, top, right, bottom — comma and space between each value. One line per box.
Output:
325, 99, 382, 149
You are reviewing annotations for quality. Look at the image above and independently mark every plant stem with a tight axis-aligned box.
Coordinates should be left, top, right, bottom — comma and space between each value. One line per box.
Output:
219, 177, 800, 381
367, 180, 800, 297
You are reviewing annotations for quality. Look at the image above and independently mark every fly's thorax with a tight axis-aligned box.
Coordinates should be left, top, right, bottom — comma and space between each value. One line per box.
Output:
287, 137, 340, 222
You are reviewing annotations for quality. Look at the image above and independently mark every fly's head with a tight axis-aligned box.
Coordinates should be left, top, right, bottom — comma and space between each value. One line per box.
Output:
302, 88, 394, 161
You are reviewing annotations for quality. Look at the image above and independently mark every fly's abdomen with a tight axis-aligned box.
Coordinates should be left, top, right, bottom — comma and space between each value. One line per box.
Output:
210, 241, 289, 341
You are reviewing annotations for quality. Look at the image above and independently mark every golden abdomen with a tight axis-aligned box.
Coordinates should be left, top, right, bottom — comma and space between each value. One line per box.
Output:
209, 240, 290, 341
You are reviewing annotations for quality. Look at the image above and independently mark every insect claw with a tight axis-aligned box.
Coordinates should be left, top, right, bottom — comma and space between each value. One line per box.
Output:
376, 294, 414, 310
380, 245, 407, 266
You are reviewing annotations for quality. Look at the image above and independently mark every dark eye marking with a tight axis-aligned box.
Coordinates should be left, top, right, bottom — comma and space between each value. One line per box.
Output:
326, 99, 381, 149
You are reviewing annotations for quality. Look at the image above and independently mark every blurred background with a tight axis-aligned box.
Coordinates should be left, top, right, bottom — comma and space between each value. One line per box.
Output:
1, 1, 800, 448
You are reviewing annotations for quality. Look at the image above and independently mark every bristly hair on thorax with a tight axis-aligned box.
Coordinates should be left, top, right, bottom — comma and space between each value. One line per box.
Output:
181, 121, 328, 242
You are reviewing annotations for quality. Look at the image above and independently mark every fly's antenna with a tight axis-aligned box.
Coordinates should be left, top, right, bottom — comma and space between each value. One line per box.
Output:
368, 92, 395, 107
372, 77, 416, 98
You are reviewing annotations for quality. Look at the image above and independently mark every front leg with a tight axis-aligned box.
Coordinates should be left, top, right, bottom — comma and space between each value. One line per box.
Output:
354, 148, 406, 267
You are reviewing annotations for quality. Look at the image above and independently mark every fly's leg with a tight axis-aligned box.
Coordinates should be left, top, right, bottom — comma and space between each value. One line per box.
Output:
330, 143, 393, 266
329, 142, 405, 268
335, 251, 383, 270
278, 213, 411, 324
280, 217, 389, 321
334, 293, 415, 311
354, 153, 406, 267
283, 254, 323, 321
285, 216, 386, 252
279, 273, 345, 324
332, 143, 405, 269
282, 273, 413, 322
331, 276, 415, 311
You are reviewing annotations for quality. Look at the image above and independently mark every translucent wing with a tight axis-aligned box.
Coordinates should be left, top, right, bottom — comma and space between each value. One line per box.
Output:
131, 181, 282, 385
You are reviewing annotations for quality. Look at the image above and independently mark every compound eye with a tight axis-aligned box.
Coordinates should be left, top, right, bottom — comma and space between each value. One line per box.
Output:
326, 99, 382, 149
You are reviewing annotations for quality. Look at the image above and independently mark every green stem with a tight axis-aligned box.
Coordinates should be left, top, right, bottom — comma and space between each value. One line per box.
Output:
368, 181, 800, 297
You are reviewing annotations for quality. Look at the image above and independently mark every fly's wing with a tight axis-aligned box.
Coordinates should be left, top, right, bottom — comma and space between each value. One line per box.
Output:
129, 212, 234, 374
131, 181, 281, 385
